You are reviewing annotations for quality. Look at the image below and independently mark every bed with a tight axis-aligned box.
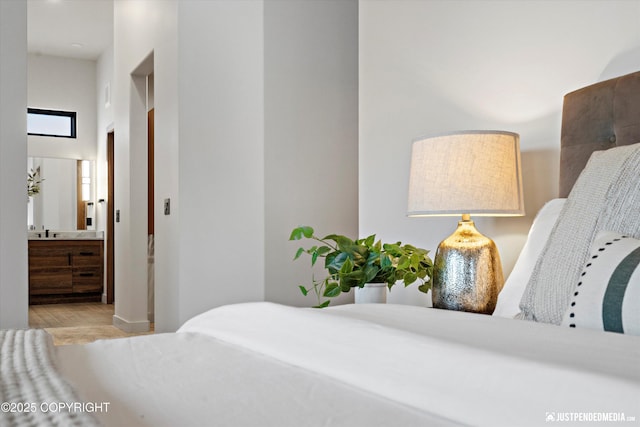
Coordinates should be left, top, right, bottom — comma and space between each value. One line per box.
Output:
4, 73, 640, 427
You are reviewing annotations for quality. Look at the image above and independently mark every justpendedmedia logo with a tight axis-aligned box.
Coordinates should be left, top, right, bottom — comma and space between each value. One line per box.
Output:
545, 411, 636, 423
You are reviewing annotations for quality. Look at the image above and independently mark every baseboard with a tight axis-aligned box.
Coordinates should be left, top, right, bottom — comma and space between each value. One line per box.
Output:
101, 293, 107, 304
112, 314, 150, 333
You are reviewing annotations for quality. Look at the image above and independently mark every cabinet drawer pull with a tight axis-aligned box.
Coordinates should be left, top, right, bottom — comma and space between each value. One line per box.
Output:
79, 252, 95, 256
68, 254, 72, 265
79, 272, 94, 277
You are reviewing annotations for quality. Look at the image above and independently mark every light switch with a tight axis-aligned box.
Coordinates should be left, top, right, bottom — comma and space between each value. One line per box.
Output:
164, 199, 170, 215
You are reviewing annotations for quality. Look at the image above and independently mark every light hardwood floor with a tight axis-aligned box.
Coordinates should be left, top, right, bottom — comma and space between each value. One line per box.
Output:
29, 302, 153, 346
29, 302, 115, 328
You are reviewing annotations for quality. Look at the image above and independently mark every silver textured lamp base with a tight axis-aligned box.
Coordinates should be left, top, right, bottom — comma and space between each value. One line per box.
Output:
432, 216, 504, 315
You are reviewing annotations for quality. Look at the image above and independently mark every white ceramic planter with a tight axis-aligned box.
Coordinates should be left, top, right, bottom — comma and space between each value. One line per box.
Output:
354, 283, 387, 304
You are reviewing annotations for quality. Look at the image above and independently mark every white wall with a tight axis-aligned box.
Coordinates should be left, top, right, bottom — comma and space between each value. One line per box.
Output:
27, 54, 97, 160
27, 55, 98, 233
359, 0, 640, 305
112, 0, 179, 332
0, 0, 28, 329
112, 0, 359, 331
95, 43, 114, 240
176, 0, 265, 327
264, 0, 359, 306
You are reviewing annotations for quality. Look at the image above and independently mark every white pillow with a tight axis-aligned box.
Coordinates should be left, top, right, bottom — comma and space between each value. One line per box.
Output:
493, 199, 566, 318
561, 231, 640, 335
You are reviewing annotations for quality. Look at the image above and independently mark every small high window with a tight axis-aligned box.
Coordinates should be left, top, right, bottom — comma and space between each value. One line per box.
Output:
27, 108, 77, 138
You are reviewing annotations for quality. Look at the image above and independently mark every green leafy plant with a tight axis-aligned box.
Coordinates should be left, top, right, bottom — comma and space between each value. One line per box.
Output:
27, 167, 44, 197
290, 226, 433, 307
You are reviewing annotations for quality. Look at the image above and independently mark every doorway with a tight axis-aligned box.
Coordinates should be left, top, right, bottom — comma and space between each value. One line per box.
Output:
147, 107, 155, 323
107, 130, 115, 304
27, 130, 116, 329
116, 60, 155, 329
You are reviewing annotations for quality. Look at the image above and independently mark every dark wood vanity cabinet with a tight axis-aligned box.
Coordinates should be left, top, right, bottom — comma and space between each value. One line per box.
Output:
29, 240, 104, 304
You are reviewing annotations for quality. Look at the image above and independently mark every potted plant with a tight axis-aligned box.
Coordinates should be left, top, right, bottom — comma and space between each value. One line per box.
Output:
290, 226, 433, 307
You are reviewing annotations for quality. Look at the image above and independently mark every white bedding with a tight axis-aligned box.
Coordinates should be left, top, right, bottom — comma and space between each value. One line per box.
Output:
56, 302, 640, 427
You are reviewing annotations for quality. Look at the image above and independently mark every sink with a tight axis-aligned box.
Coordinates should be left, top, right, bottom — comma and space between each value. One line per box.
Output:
28, 230, 104, 240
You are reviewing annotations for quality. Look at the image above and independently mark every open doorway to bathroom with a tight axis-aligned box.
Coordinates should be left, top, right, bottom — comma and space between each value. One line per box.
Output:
27, 129, 117, 342
25, 0, 117, 338
147, 100, 155, 324
107, 130, 115, 304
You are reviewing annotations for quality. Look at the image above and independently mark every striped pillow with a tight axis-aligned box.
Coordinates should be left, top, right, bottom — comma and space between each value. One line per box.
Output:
562, 231, 640, 335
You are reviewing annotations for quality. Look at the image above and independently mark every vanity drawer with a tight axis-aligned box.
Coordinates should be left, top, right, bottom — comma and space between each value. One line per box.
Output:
73, 267, 103, 293
29, 254, 71, 267
29, 244, 72, 258
71, 244, 102, 257
72, 254, 102, 267
29, 268, 73, 294
71, 243, 103, 267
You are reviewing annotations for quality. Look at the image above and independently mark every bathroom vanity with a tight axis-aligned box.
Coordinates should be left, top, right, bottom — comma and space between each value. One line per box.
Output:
28, 231, 104, 304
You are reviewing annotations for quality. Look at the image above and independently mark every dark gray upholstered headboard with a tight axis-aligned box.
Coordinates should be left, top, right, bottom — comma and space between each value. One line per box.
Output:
560, 71, 640, 197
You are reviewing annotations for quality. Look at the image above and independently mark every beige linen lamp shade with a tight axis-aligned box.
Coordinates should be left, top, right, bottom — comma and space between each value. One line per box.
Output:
407, 130, 524, 314
407, 131, 524, 217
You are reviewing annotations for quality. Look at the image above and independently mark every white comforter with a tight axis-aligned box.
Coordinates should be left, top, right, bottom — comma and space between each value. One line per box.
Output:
57, 302, 640, 427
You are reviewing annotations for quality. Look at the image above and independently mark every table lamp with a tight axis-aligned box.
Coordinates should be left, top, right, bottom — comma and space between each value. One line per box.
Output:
407, 131, 524, 314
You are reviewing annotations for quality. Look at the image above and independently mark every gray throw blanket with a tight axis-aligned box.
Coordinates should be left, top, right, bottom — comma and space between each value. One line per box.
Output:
0, 329, 100, 427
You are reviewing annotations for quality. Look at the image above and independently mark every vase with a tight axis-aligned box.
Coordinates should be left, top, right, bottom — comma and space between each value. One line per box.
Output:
354, 283, 387, 304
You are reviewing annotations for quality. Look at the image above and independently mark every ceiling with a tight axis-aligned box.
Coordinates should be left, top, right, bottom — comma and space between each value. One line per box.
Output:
27, 0, 113, 61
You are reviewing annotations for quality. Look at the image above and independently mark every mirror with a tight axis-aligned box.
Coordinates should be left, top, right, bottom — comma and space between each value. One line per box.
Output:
27, 157, 95, 231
